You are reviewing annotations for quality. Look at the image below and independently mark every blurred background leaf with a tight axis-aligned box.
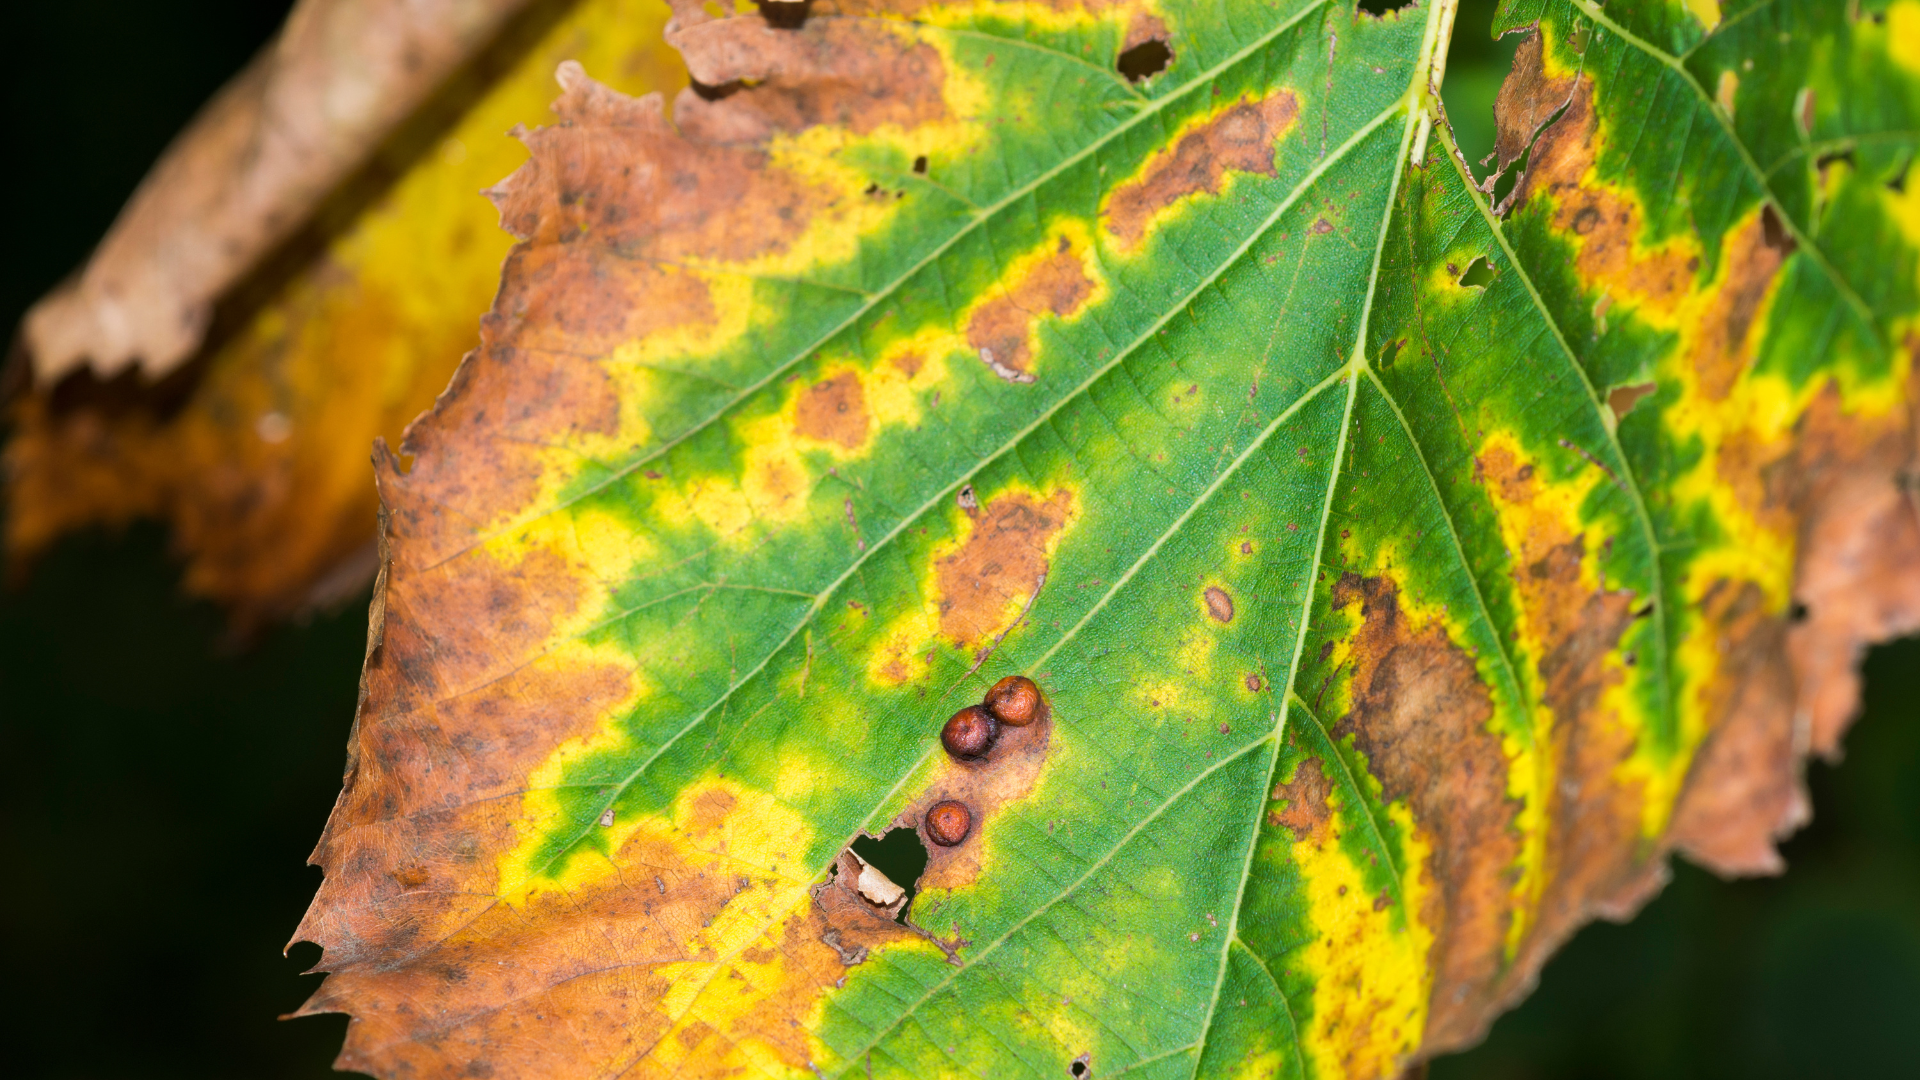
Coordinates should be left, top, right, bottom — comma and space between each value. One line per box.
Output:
5, 0, 686, 632
0, 1, 1913, 1076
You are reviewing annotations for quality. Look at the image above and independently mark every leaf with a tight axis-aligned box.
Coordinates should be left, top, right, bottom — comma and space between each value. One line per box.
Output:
20, 0, 535, 384
294, 1, 1920, 1077
4, 0, 687, 625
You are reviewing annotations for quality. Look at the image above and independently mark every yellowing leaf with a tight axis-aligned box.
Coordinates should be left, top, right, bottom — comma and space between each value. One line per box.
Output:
291, 1, 1920, 1077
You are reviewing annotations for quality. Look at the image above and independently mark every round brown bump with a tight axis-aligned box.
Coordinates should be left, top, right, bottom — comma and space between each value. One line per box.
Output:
983, 675, 1043, 726
941, 705, 998, 759
925, 800, 973, 847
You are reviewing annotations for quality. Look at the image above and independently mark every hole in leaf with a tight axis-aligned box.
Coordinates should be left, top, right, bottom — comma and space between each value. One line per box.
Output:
1378, 338, 1404, 369
1632, 601, 1656, 620
912, 155, 929, 175
1790, 600, 1811, 624
1607, 381, 1657, 424
1357, 0, 1415, 14
1888, 153, 1910, 194
753, 0, 812, 30
1117, 39, 1172, 82
1491, 142, 1531, 211
1458, 255, 1496, 288
849, 826, 928, 923
1570, 21, 1592, 54
1068, 1052, 1093, 1078
690, 79, 746, 102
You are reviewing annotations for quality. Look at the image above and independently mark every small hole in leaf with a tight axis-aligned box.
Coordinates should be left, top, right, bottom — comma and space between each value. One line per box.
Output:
912, 155, 929, 175
1817, 148, 1856, 172
1790, 600, 1810, 624
1632, 601, 1656, 620
690, 79, 745, 102
1458, 256, 1496, 288
1378, 338, 1403, 369
1491, 143, 1531, 211
1888, 154, 1910, 194
753, 0, 812, 30
849, 827, 928, 923
1068, 1052, 1092, 1078
1357, 0, 1415, 14
1117, 39, 1172, 82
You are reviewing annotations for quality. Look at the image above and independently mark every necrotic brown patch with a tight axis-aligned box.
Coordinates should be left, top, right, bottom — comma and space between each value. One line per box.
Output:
933, 488, 1074, 648
794, 371, 870, 449
1327, 572, 1519, 1053
965, 235, 1096, 380
1103, 90, 1299, 250
1490, 30, 1576, 181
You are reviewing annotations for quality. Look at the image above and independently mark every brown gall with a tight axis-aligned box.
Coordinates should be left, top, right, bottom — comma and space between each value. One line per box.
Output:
941, 705, 999, 759
925, 800, 973, 847
983, 675, 1044, 726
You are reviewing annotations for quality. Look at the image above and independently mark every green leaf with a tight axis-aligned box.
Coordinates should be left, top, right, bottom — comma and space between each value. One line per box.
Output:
295, 1, 1920, 1077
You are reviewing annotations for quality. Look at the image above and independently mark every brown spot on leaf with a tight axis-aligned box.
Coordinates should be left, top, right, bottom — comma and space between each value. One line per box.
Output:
1270, 756, 1332, 840
1607, 381, 1657, 424
793, 371, 870, 449
1104, 90, 1300, 250
965, 235, 1096, 380
1204, 586, 1234, 623
934, 488, 1074, 648
812, 850, 921, 964
1691, 212, 1789, 402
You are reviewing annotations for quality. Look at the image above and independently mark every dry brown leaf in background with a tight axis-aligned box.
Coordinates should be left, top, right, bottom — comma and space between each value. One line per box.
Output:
21, 0, 534, 385
5, 0, 687, 627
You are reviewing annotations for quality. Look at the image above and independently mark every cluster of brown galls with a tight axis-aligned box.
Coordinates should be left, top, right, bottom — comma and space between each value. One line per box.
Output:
922, 675, 1046, 848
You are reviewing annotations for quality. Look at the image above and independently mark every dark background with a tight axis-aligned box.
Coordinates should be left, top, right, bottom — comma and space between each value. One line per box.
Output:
1, 2, 1914, 1077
